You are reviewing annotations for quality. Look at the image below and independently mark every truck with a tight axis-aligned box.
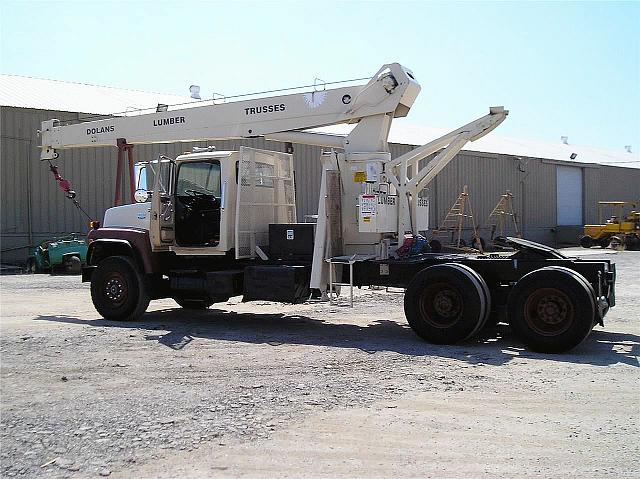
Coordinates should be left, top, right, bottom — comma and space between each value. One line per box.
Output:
39, 63, 616, 353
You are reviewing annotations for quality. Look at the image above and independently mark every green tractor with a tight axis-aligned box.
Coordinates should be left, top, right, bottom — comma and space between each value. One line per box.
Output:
26, 235, 88, 274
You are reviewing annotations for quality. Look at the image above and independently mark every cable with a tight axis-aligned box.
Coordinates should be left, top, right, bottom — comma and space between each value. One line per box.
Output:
58, 76, 371, 126
70, 198, 93, 221
46, 160, 93, 221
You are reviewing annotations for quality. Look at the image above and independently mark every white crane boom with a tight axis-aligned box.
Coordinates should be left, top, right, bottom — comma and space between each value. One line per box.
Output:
39, 63, 420, 160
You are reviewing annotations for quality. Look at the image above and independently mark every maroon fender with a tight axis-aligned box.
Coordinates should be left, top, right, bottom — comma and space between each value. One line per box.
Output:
87, 228, 161, 274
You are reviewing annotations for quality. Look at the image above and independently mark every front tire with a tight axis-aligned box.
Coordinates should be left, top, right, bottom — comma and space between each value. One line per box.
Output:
579, 235, 593, 248
90, 256, 150, 321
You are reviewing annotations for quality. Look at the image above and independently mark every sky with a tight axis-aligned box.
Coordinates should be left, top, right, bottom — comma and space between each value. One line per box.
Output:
1, 0, 638, 152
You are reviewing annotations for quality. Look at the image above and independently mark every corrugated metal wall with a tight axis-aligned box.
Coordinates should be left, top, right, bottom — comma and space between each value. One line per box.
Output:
2, 106, 639, 264
392, 147, 561, 244
584, 165, 640, 221
386, 145, 639, 245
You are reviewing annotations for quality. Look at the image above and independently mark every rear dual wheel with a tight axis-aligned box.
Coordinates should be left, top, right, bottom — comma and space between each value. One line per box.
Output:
404, 263, 490, 344
507, 267, 596, 353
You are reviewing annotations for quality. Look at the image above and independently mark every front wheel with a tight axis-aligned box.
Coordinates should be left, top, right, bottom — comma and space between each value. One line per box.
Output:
90, 256, 150, 321
579, 235, 593, 248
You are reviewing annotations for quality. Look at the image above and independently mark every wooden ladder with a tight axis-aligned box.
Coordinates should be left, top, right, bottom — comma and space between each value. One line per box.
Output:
487, 190, 521, 239
433, 185, 483, 250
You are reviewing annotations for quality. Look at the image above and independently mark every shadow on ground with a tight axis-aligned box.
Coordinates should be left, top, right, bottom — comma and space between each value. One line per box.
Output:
34, 309, 639, 368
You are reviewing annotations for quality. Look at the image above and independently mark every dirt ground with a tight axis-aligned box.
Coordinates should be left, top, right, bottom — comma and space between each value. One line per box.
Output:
1, 248, 638, 478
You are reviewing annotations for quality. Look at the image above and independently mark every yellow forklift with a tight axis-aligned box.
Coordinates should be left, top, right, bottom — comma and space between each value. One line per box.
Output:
581, 201, 640, 250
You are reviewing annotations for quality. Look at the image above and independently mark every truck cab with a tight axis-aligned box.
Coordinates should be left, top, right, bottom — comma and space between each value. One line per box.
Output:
101, 147, 295, 259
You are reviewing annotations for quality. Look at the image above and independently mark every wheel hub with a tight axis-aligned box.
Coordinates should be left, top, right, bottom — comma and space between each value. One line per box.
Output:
104, 275, 126, 304
536, 296, 567, 324
524, 288, 574, 336
433, 290, 460, 318
418, 283, 463, 328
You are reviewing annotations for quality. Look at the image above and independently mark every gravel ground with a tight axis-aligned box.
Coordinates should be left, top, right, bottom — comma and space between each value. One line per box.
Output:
0, 249, 638, 478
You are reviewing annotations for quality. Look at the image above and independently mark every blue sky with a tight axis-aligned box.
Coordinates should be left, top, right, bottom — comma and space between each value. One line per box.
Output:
1, 1, 638, 151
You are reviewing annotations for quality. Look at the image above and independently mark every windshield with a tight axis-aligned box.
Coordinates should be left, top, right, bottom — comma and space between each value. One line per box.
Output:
177, 160, 221, 196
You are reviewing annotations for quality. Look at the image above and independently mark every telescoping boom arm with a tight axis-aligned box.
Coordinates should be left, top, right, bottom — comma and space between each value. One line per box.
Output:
39, 63, 420, 160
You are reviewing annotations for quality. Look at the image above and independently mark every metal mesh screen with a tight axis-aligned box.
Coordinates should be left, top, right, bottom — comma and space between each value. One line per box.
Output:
235, 147, 296, 259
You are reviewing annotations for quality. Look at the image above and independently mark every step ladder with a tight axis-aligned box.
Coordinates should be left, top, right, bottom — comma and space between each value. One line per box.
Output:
432, 185, 483, 250
488, 190, 521, 239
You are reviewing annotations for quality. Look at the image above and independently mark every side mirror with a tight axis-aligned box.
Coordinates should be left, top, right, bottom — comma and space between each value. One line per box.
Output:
134, 189, 149, 203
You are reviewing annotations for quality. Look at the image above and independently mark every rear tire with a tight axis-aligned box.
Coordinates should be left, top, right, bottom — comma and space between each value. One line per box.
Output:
626, 235, 640, 251
404, 263, 490, 344
90, 256, 150, 321
507, 267, 595, 353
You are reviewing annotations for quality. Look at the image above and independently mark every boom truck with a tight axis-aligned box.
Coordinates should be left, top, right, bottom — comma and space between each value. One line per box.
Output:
39, 63, 616, 353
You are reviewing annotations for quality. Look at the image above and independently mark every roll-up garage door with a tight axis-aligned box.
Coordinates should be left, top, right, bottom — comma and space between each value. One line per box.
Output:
556, 166, 583, 225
